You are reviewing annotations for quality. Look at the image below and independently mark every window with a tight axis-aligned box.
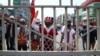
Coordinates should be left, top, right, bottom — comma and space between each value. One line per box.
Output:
83, 8, 86, 11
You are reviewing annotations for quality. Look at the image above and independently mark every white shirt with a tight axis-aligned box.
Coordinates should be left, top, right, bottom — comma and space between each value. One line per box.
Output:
61, 26, 75, 44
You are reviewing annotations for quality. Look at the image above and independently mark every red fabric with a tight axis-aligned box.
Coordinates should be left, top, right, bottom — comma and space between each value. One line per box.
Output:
39, 26, 58, 36
18, 40, 27, 45
44, 17, 51, 22
30, 0, 35, 24
81, 0, 100, 6
0, 14, 10, 18
39, 26, 58, 51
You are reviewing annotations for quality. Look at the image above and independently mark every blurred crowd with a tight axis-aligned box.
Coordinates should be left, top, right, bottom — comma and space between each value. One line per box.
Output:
0, 15, 97, 51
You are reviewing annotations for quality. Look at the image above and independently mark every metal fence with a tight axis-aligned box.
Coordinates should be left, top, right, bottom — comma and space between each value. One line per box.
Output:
0, 51, 100, 56
0, 0, 100, 56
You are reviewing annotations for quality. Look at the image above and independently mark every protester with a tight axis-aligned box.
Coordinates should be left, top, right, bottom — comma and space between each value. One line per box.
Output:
89, 23, 97, 50
31, 17, 58, 51
5, 15, 15, 50
79, 25, 87, 50
17, 18, 28, 50
60, 19, 76, 51
31, 19, 41, 50
0, 20, 2, 50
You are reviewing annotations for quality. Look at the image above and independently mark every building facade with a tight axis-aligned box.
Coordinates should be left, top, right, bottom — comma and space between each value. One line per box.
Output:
13, 0, 30, 20
57, 14, 73, 25
79, 0, 100, 21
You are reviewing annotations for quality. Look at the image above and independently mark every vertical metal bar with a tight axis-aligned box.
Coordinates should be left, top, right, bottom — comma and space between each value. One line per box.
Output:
75, 8, 79, 50
96, 8, 100, 50
71, 0, 73, 6
53, 7, 56, 51
59, 0, 61, 6
64, 7, 67, 51
86, 8, 90, 50
28, 9, 31, 51
14, 8, 18, 51
8, 0, 11, 6
41, 7, 44, 51
1, 8, 5, 50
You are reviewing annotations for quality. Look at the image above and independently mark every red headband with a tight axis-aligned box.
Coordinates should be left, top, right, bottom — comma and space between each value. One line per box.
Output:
44, 17, 52, 22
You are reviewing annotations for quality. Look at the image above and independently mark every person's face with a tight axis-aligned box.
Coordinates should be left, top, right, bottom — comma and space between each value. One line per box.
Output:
45, 21, 53, 27
20, 22, 25, 25
67, 21, 71, 28
10, 18, 15, 23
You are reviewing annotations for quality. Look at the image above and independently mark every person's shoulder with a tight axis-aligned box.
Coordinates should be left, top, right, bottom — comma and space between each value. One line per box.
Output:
61, 25, 65, 32
71, 28, 75, 31
70, 28, 76, 33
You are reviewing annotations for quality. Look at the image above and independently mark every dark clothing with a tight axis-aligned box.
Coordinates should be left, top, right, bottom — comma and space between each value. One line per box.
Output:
90, 27, 97, 43
44, 36, 53, 51
18, 44, 27, 50
89, 27, 97, 50
31, 29, 40, 43
0, 27, 2, 50
80, 29, 87, 50
5, 24, 15, 38
31, 28, 41, 50
5, 23, 15, 50
80, 29, 87, 41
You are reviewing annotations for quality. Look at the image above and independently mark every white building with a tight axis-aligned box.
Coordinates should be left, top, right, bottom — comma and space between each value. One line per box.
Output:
57, 14, 73, 25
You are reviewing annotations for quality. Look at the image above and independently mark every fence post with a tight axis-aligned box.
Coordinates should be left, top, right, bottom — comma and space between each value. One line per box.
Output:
64, 7, 68, 51
86, 8, 90, 50
41, 7, 44, 51
8, 0, 11, 6
1, 8, 5, 50
75, 7, 79, 50
15, 8, 18, 51
53, 7, 56, 51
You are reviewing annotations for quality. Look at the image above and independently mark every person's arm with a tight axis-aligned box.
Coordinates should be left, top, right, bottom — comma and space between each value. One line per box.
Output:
73, 33, 76, 48
94, 29, 97, 40
31, 19, 39, 30
60, 33, 64, 43
72, 29, 76, 50
79, 30, 82, 36
60, 26, 64, 43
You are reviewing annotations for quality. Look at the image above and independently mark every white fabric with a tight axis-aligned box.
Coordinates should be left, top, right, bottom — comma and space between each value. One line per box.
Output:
61, 26, 75, 50
44, 25, 54, 33
62, 28, 75, 43
9, 15, 15, 19
19, 18, 25, 22
61, 25, 65, 33
31, 19, 39, 31
61, 26, 75, 44
31, 18, 54, 33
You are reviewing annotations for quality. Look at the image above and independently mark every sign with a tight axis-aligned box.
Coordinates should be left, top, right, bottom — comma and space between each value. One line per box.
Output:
13, 0, 21, 5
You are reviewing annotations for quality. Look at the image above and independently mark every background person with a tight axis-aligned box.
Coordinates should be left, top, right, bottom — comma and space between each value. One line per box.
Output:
60, 19, 76, 51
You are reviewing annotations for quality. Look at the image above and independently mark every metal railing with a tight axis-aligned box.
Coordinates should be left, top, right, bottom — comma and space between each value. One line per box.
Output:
0, 0, 100, 56
0, 50, 100, 56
